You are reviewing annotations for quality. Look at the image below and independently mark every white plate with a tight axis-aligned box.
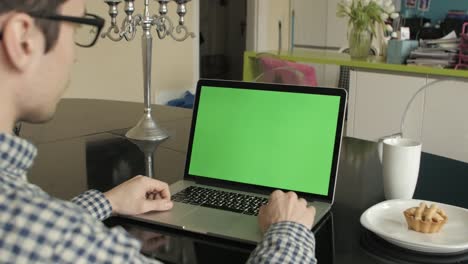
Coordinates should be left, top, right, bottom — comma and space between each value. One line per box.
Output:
360, 199, 468, 254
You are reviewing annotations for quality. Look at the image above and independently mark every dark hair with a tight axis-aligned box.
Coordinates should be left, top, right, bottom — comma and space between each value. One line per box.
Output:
0, 0, 68, 52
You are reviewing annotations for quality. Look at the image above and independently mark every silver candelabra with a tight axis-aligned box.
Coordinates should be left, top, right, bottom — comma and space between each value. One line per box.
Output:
102, 0, 195, 142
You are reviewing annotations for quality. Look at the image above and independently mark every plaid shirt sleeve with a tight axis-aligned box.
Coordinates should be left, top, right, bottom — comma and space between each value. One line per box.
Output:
48, 203, 163, 263
71, 190, 113, 221
0, 133, 164, 263
56, 213, 164, 263
247, 221, 317, 264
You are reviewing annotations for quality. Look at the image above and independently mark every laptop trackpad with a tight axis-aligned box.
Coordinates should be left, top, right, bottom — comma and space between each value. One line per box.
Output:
183, 207, 244, 234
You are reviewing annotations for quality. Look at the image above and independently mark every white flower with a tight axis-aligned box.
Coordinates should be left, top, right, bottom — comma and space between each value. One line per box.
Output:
385, 5, 396, 14
385, 24, 394, 32
390, 13, 400, 19
380, 13, 389, 21
383, 0, 393, 7
361, 0, 371, 6
373, 0, 384, 6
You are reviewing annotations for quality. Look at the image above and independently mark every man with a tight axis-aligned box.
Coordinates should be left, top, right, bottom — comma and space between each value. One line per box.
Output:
0, 0, 317, 263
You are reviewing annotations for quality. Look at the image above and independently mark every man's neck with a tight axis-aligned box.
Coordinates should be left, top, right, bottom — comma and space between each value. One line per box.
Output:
0, 112, 15, 135
0, 87, 17, 135
0, 51, 22, 134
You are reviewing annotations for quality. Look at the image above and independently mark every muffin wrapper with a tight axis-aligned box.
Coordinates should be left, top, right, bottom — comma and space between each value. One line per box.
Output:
404, 211, 448, 233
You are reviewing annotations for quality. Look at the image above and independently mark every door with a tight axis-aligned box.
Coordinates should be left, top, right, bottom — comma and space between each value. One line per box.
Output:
199, 0, 247, 80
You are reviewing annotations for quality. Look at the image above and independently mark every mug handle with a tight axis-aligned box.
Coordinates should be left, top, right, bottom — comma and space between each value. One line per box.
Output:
377, 133, 402, 163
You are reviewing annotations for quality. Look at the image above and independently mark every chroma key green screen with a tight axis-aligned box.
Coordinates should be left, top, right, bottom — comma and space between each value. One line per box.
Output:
188, 85, 341, 196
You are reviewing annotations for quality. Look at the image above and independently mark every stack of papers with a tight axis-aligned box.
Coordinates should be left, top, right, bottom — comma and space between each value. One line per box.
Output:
407, 31, 459, 68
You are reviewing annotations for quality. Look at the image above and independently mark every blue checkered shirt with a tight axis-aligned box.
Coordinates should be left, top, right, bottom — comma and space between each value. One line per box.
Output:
0, 133, 316, 263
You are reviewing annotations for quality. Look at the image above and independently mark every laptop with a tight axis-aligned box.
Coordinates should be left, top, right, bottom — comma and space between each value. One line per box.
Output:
131, 79, 347, 244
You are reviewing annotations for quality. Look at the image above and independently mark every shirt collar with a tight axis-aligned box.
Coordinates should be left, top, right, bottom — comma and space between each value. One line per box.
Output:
0, 133, 37, 177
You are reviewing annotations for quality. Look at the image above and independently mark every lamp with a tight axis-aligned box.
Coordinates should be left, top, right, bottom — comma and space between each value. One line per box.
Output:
399, 79, 446, 138
378, 78, 448, 162
101, 0, 195, 142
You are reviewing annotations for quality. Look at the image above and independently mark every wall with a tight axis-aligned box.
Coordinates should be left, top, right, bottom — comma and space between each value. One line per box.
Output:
400, 0, 468, 22
64, 1, 198, 104
255, 0, 291, 52
293, 0, 328, 48
292, 0, 348, 88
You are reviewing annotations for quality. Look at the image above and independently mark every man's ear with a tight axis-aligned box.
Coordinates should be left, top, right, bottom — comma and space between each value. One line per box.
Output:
1, 13, 43, 71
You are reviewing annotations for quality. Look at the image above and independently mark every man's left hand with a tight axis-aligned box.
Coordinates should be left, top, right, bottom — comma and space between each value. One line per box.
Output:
104, 175, 173, 215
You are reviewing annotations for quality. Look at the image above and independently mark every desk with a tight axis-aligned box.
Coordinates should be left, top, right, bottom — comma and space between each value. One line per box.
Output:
24, 99, 468, 263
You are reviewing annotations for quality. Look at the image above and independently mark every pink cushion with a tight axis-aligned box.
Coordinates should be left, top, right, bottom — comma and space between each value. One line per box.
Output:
284, 61, 318, 86
258, 57, 317, 86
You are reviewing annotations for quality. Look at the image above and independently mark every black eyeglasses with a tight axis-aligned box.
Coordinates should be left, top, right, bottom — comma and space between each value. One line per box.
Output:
0, 12, 105, 48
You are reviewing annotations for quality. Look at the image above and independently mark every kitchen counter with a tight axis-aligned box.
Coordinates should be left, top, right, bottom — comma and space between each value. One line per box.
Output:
243, 49, 468, 81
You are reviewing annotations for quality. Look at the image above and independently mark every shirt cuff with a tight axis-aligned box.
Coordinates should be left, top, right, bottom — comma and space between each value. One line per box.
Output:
71, 190, 113, 221
265, 221, 316, 248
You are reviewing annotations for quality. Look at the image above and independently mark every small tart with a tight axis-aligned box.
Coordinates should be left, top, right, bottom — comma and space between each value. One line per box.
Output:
403, 202, 448, 233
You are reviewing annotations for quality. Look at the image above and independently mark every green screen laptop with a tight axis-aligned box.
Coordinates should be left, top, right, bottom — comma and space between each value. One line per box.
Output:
131, 79, 347, 244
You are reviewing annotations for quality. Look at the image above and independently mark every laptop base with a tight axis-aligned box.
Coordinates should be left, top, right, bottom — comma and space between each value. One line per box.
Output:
129, 180, 331, 244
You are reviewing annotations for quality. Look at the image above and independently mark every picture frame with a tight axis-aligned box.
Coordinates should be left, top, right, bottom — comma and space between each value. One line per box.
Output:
418, 0, 431, 11
405, 0, 417, 8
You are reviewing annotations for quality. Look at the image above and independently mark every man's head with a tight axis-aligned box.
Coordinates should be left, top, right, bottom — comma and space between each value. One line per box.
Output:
0, 0, 86, 130
0, 1, 69, 52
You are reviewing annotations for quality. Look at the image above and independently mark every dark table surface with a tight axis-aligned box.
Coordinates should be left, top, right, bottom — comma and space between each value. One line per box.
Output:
23, 99, 468, 264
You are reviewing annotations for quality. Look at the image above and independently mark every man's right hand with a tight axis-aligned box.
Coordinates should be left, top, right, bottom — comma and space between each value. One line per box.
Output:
258, 190, 316, 233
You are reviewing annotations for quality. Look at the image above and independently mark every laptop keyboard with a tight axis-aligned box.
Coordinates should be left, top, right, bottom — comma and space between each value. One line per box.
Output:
172, 186, 269, 216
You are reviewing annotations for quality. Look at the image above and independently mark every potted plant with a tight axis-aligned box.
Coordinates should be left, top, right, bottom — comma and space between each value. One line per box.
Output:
337, 0, 399, 59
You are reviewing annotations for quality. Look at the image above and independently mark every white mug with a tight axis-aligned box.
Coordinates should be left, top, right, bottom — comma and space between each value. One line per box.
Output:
379, 137, 422, 200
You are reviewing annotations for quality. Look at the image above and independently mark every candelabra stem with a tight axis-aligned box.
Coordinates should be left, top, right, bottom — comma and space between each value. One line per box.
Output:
124, 14, 169, 142
145, 152, 154, 178
128, 138, 166, 179
143, 21, 152, 111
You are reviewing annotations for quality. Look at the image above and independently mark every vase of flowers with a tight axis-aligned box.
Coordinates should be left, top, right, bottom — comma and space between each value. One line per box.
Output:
348, 26, 373, 59
337, 0, 399, 59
